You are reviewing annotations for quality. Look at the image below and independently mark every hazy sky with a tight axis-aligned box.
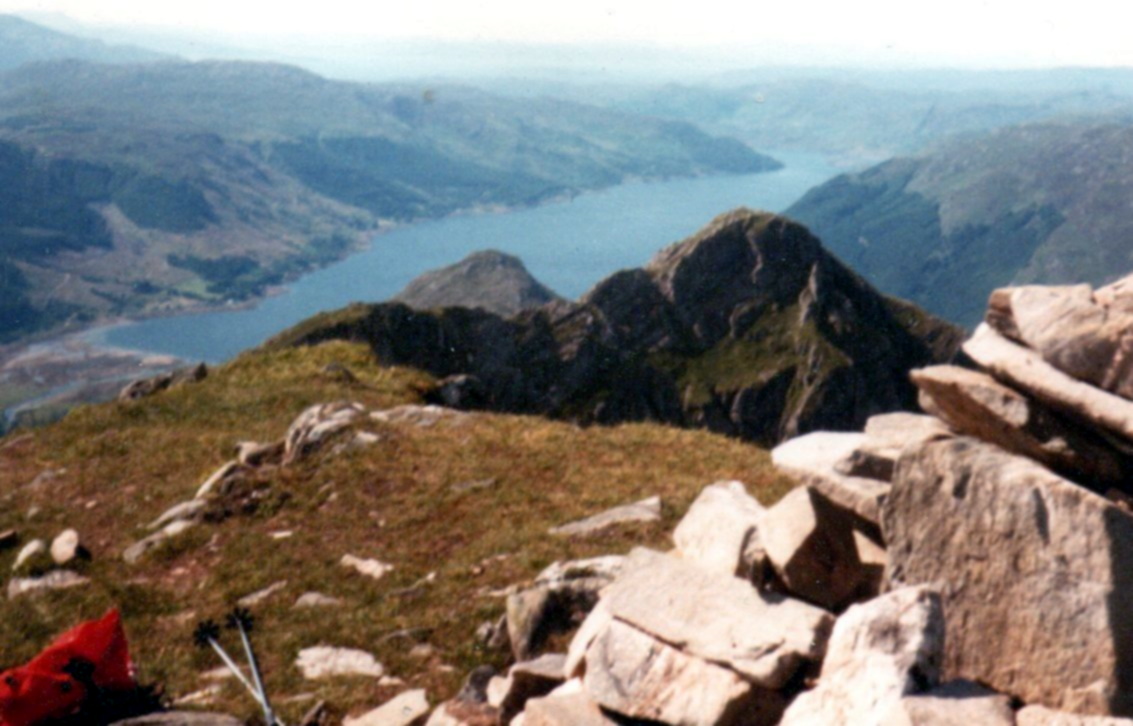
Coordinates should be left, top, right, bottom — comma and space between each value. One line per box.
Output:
2, 0, 1131, 69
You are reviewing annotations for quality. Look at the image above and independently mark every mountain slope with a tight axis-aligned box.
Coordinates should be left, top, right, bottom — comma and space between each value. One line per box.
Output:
393, 250, 562, 317
0, 14, 171, 71
272, 209, 963, 444
786, 121, 1133, 327
0, 340, 794, 722
0, 55, 779, 344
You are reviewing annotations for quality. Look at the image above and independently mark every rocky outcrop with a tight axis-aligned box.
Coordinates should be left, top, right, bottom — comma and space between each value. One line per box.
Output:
118, 363, 208, 401
270, 210, 962, 445
393, 250, 562, 318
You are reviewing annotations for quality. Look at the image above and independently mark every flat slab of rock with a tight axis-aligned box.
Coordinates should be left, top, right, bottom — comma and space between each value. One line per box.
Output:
296, 646, 384, 679
913, 364, 1129, 487
294, 592, 343, 608
599, 548, 833, 689
1017, 706, 1133, 725
583, 618, 783, 726
549, 496, 661, 537
885, 680, 1015, 725
964, 323, 1133, 444
673, 481, 766, 579
8, 570, 90, 599
771, 432, 890, 526
521, 689, 619, 726
987, 282, 1133, 398
886, 437, 1133, 716
345, 689, 429, 726
780, 586, 944, 725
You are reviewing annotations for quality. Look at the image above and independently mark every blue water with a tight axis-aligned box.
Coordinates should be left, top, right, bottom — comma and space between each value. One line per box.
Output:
97, 151, 837, 362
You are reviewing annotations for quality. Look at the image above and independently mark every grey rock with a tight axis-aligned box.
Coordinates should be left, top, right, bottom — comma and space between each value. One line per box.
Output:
771, 432, 890, 526
886, 681, 1015, 725
762, 485, 883, 610
886, 437, 1133, 716
294, 592, 344, 609
1017, 706, 1133, 725
912, 364, 1129, 487
49, 528, 87, 565
344, 689, 429, 726
118, 362, 208, 402
583, 618, 783, 726
672, 480, 767, 580
148, 499, 207, 530
521, 688, 619, 726
237, 580, 287, 607
12, 538, 46, 571
235, 439, 285, 466
600, 548, 833, 689
964, 323, 1133, 444
195, 460, 244, 499
499, 655, 567, 724
124, 519, 195, 564
548, 496, 661, 537
507, 587, 552, 661
781, 586, 945, 725
296, 646, 384, 679
8, 569, 90, 599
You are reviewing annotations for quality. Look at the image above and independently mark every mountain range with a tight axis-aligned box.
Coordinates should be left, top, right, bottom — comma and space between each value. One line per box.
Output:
272, 209, 962, 445
786, 120, 1133, 326
0, 18, 779, 345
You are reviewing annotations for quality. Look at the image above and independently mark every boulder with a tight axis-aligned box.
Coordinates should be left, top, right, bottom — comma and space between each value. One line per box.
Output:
506, 587, 553, 662
49, 528, 88, 565
761, 486, 882, 610
583, 618, 784, 726
284, 402, 366, 465
986, 283, 1133, 398
598, 548, 833, 689
672, 481, 768, 580
424, 701, 499, 726
912, 364, 1129, 487
1017, 706, 1133, 725
295, 646, 384, 679
780, 586, 945, 725
548, 496, 661, 537
344, 689, 429, 726
855, 412, 955, 477
235, 440, 285, 467
771, 432, 890, 526
884, 680, 1015, 725
885, 437, 1133, 716
963, 324, 1133, 444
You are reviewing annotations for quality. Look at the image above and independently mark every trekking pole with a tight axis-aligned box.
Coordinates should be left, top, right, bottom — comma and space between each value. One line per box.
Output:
192, 620, 265, 708
226, 607, 282, 726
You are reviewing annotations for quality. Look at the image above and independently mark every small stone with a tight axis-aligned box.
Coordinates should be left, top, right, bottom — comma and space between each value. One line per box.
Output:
294, 592, 343, 609
344, 689, 429, 726
341, 554, 394, 580
549, 496, 661, 537
237, 580, 287, 607
108, 711, 243, 725
8, 570, 90, 599
12, 538, 46, 572
295, 646, 384, 680
50, 528, 88, 565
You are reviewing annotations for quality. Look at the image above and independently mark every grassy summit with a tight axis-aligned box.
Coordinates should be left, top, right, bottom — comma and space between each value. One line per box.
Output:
0, 341, 793, 722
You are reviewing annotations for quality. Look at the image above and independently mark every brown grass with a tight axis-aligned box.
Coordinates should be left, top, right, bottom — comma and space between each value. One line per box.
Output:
0, 341, 794, 723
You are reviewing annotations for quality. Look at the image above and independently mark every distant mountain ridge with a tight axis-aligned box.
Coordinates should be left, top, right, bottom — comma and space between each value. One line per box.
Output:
0, 14, 172, 70
786, 120, 1133, 326
393, 250, 562, 317
272, 209, 962, 444
0, 20, 781, 344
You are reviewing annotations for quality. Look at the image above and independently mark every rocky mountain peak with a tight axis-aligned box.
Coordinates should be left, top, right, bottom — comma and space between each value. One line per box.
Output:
273, 211, 963, 444
392, 249, 562, 318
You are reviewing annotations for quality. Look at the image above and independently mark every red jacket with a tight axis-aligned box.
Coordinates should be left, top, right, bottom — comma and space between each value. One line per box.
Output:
0, 610, 134, 726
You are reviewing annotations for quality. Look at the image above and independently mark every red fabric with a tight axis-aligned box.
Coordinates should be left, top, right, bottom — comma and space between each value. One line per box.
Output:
0, 609, 134, 726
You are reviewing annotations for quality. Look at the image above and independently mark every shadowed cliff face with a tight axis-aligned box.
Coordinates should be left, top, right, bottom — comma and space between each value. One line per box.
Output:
269, 209, 963, 444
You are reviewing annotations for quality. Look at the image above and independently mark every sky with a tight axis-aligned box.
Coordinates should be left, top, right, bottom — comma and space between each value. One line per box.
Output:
2, 0, 1132, 70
